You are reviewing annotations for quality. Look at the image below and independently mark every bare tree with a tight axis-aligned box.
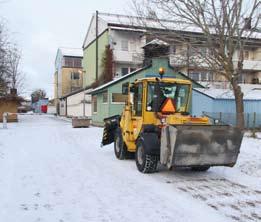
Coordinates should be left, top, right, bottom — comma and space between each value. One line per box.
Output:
0, 19, 26, 96
131, 0, 260, 129
0, 21, 9, 95
6, 45, 26, 94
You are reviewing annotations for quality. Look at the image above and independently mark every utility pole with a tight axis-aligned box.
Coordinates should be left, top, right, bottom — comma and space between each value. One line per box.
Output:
96, 10, 99, 81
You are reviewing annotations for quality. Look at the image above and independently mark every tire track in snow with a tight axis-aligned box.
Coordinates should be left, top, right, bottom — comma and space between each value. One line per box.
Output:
163, 174, 261, 222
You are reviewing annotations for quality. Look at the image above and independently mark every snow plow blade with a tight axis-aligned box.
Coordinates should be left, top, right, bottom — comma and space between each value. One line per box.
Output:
101, 115, 120, 146
160, 125, 243, 169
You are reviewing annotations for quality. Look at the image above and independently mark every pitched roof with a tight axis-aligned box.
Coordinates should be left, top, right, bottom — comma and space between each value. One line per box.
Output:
194, 84, 261, 100
98, 12, 261, 39
90, 61, 204, 95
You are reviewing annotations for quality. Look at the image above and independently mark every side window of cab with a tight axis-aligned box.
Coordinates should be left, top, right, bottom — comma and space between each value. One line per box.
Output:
133, 83, 143, 116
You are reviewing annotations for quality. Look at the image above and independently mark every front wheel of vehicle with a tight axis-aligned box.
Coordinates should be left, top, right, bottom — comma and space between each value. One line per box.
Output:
135, 139, 158, 173
114, 129, 133, 160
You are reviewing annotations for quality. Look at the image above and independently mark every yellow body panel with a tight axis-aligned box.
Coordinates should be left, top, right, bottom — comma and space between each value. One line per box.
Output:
120, 77, 210, 152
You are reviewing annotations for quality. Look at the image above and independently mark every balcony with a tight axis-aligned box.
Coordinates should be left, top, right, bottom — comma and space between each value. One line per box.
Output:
113, 50, 144, 64
242, 60, 261, 71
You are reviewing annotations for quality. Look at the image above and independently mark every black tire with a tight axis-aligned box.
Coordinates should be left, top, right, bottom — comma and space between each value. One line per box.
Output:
191, 166, 210, 172
114, 129, 132, 160
135, 139, 158, 173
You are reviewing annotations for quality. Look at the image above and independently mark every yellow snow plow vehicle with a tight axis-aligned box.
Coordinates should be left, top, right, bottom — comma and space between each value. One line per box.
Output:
102, 69, 243, 173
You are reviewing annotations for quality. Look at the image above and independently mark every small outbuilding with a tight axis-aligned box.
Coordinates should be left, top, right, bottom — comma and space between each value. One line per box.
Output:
90, 58, 203, 126
0, 95, 22, 122
192, 85, 261, 128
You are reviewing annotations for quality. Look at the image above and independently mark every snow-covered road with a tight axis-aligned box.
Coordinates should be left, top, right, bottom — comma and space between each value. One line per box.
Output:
0, 115, 260, 222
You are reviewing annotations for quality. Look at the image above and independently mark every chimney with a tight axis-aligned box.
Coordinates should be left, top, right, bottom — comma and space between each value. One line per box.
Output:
10, 88, 17, 96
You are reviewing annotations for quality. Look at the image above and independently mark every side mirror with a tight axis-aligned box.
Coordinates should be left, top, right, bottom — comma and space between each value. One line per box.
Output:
122, 82, 129, 95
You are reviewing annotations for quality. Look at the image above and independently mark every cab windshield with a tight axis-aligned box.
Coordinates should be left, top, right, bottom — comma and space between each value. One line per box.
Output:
147, 82, 190, 113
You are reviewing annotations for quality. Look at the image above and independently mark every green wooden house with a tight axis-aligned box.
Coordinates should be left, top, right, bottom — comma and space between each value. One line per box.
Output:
90, 58, 203, 126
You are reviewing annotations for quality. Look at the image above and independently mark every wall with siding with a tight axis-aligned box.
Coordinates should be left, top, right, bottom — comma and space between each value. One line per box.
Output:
191, 90, 214, 116
83, 31, 109, 87
66, 91, 92, 117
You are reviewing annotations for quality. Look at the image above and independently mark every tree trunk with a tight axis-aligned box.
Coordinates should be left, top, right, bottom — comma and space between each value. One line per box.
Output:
232, 80, 244, 129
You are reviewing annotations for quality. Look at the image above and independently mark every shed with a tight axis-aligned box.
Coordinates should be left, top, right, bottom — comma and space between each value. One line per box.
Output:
90, 58, 204, 126
192, 85, 261, 128
0, 95, 22, 122
59, 88, 92, 117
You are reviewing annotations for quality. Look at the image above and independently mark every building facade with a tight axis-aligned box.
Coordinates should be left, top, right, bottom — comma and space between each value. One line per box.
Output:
82, 12, 146, 88
82, 12, 261, 90
54, 48, 84, 113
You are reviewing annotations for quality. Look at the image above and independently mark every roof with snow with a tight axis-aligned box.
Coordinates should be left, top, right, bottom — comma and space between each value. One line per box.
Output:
194, 84, 261, 101
83, 12, 261, 48
59, 47, 83, 57
101, 12, 261, 37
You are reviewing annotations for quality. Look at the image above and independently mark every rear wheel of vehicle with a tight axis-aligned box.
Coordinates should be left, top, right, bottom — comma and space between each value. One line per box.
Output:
114, 129, 132, 160
191, 166, 210, 172
135, 139, 158, 173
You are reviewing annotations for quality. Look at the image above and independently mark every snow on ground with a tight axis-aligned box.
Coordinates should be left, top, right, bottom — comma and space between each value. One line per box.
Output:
0, 115, 260, 222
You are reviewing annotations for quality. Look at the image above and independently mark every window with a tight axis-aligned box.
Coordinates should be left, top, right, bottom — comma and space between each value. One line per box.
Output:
244, 50, 250, 60
73, 58, 82, 67
64, 57, 73, 67
64, 57, 82, 68
189, 73, 200, 81
92, 96, 97, 113
201, 72, 208, 81
111, 93, 128, 103
121, 68, 129, 76
130, 68, 136, 73
71, 72, 80, 80
121, 40, 128, 51
133, 83, 143, 116
102, 92, 108, 103
147, 82, 190, 113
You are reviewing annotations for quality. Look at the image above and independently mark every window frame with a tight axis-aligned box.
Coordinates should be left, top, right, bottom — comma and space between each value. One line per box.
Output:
133, 82, 143, 117
121, 67, 129, 76
71, 72, 80, 80
92, 95, 97, 113
111, 93, 128, 104
121, 40, 129, 51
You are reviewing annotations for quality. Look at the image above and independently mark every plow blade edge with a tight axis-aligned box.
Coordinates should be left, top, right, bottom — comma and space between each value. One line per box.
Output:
160, 125, 243, 169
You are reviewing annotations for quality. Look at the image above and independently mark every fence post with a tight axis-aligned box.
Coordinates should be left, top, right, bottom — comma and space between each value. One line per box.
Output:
3, 112, 8, 129
247, 113, 250, 129
219, 112, 222, 123
253, 112, 256, 129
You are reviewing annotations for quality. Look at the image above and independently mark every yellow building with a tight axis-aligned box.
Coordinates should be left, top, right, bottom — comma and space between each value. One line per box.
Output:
54, 48, 83, 114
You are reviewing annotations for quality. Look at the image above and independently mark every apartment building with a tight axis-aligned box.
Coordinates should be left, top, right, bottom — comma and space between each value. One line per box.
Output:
82, 12, 146, 87
54, 48, 83, 98
54, 47, 83, 113
83, 12, 261, 89
169, 43, 261, 88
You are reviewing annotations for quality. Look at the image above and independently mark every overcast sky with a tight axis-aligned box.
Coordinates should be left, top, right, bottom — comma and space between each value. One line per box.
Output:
1, 0, 128, 98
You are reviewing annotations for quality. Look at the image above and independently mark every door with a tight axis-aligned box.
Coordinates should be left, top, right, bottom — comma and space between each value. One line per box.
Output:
132, 82, 143, 140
